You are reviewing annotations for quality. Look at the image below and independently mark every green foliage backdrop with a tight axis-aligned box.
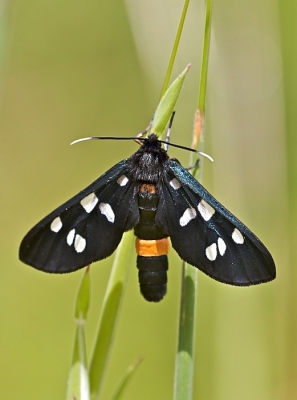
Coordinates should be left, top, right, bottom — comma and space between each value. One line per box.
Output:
0, 1, 293, 399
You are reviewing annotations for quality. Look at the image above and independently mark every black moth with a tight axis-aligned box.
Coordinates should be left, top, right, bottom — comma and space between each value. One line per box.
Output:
19, 134, 276, 302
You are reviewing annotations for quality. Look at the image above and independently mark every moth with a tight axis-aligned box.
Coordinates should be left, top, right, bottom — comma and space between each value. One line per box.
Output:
19, 133, 276, 302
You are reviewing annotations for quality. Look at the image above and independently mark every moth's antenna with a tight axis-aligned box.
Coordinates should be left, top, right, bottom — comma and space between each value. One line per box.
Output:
156, 139, 214, 162
71, 136, 213, 162
71, 131, 213, 162
70, 136, 138, 145
71, 117, 155, 147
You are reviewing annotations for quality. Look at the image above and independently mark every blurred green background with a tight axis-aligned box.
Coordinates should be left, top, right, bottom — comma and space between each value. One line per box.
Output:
1, 0, 295, 399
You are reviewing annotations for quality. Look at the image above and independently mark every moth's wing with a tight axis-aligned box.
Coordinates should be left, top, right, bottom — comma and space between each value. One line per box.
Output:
155, 160, 276, 285
19, 160, 139, 273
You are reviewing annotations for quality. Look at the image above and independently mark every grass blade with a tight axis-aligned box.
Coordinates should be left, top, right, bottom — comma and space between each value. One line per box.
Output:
174, 1, 213, 399
89, 231, 134, 400
160, 0, 191, 98
110, 356, 144, 400
174, 263, 197, 400
151, 64, 191, 137
66, 268, 91, 400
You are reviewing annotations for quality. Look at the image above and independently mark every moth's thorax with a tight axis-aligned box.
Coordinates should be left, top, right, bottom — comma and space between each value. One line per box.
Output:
129, 136, 169, 184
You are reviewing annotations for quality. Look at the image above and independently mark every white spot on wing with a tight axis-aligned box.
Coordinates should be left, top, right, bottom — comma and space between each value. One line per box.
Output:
198, 200, 215, 221
217, 237, 227, 256
170, 178, 181, 190
232, 228, 244, 244
179, 207, 197, 227
206, 243, 217, 261
50, 217, 62, 232
74, 234, 86, 253
80, 192, 98, 213
67, 229, 75, 246
117, 175, 129, 186
99, 203, 115, 223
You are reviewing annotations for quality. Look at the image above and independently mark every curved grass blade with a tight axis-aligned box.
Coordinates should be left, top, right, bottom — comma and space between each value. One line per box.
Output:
110, 356, 144, 400
66, 267, 91, 400
151, 64, 191, 138
89, 231, 134, 400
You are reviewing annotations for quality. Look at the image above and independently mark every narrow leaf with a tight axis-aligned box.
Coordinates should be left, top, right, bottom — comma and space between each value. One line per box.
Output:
75, 266, 91, 322
66, 268, 91, 400
174, 1, 213, 399
173, 263, 197, 400
66, 325, 90, 400
89, 230, 134, 400
151, 64, 191, 137
111, 356, 144, 400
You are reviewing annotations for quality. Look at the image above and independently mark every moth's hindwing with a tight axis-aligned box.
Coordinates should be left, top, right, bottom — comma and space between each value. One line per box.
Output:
19, 160, 139, 273
155, 159, 276, 286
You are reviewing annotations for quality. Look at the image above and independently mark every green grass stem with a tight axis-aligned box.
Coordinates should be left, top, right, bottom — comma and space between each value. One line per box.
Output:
174, 1, 213, 399
198, 0, 212, 113
110, 356, 144, 400
160, 0, 191, 98
66, 268, 91, 400
89, 231, 134, 400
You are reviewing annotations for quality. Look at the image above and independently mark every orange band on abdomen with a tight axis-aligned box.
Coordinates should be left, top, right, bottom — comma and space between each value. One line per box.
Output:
135, 238, 169, 257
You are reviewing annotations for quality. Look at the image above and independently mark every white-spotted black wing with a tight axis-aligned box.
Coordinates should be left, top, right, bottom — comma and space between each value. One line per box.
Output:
155, 159, 276, 285
19, 160, 139, 273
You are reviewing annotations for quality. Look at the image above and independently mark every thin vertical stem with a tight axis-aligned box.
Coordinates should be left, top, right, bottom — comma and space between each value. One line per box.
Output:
198, 0, 213, 113
160, 0, 190, 97
89, 231, 134, 400
174, 1, 213, 399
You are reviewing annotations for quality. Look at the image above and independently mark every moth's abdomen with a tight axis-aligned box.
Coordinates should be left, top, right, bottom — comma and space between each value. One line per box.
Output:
134, 185, 169, 302
136, 239, 169, 302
